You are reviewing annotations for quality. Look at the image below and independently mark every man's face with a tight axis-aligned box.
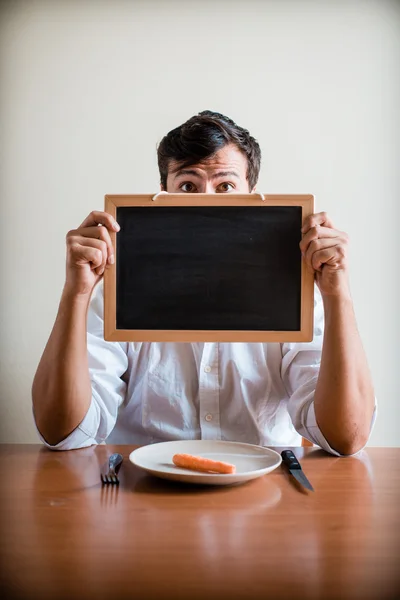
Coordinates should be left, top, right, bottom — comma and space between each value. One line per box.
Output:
165, 143, 254, 194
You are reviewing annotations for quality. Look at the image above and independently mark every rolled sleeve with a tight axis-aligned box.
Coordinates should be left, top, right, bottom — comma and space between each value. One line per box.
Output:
281, 288, 323, 444
38, 282, 128, 450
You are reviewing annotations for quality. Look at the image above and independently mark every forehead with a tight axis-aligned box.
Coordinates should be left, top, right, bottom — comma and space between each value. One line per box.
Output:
169, 144, 248, 177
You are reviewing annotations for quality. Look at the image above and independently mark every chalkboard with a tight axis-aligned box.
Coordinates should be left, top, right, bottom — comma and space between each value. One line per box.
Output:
103, 194, 314, 342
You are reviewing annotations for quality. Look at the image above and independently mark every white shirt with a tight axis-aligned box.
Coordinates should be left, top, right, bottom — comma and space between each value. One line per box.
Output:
39, 282, 374, 456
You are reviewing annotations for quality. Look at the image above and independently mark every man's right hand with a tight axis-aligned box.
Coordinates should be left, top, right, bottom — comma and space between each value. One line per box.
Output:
65, 211, 120, 298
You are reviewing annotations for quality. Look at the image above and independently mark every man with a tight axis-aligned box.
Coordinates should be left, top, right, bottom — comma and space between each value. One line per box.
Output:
32, 110, 375, 455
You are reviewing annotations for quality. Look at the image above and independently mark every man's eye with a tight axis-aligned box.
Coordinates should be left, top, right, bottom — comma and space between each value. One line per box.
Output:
217, 183, 235, 192
180, 182, 196, 192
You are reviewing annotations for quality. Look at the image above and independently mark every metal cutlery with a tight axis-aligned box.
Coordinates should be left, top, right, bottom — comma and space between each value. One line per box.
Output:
281, 449, 314, 491
101, 453, 123, 485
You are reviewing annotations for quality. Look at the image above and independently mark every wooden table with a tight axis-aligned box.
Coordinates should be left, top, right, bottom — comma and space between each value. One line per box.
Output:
0, 445, 399, 600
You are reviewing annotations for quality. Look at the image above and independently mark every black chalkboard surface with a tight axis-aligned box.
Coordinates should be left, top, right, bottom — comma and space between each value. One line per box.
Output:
104, 194, 314, 342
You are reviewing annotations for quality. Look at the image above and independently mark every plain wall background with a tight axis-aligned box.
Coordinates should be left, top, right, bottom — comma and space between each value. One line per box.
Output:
0, 0, 399, 445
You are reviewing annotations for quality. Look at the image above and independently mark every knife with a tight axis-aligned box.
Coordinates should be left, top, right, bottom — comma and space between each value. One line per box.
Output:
281, 450, 314, 491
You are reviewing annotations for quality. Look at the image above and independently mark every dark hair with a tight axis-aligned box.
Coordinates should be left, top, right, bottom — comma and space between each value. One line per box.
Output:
157, 110, 261, 190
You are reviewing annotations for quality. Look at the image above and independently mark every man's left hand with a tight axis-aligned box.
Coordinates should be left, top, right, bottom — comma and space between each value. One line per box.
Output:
300, 212, 350, 297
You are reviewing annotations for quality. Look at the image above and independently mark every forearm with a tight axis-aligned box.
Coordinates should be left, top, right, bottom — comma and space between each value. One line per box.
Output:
32, 289, 92, 446
314, 294, 375, 455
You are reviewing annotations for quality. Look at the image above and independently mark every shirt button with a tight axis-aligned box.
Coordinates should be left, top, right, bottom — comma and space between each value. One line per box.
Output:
204, 365, 211, 373
205, 414, 213, 422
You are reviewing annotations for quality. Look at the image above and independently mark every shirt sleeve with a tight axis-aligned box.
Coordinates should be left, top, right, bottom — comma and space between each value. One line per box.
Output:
281, 287, 377, 457
37, 282, 129, 450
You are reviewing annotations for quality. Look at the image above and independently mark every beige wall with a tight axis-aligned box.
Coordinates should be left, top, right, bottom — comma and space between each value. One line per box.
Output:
1, 0, 399, 445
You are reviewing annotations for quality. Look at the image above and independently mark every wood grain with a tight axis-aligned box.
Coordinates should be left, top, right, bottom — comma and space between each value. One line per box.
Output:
1, 445, 399, 600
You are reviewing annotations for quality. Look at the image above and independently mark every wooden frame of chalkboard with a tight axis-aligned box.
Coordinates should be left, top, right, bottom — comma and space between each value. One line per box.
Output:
103, 194, 315, 343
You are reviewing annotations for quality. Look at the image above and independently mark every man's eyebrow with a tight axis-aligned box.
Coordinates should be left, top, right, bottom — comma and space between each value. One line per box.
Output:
173, 169, 201, 179
173, 169, 240, 180
211, 170, 240, 180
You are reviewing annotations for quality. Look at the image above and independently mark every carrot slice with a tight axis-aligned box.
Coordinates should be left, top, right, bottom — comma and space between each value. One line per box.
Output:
172, 453, 236, 474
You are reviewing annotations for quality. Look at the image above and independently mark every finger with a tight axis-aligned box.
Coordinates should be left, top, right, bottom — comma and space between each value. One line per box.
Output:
304, 238, 343, 272
78, 210, 120, 232
68, 242, 104, 270
299, 225, 342, 255
302, 212, 335, 234
68, 235, 108, 269
71, 226, 114, 264
310, 246, 345, 272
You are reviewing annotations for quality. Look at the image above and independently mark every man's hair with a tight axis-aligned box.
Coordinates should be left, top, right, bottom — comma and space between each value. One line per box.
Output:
157, 110, 261, 190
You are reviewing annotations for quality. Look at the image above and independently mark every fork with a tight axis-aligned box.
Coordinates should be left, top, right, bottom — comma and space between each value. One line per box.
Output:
101, 453, 123, 485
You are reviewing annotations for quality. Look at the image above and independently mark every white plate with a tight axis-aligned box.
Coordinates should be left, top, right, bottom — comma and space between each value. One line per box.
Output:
129, 440, 282, 486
